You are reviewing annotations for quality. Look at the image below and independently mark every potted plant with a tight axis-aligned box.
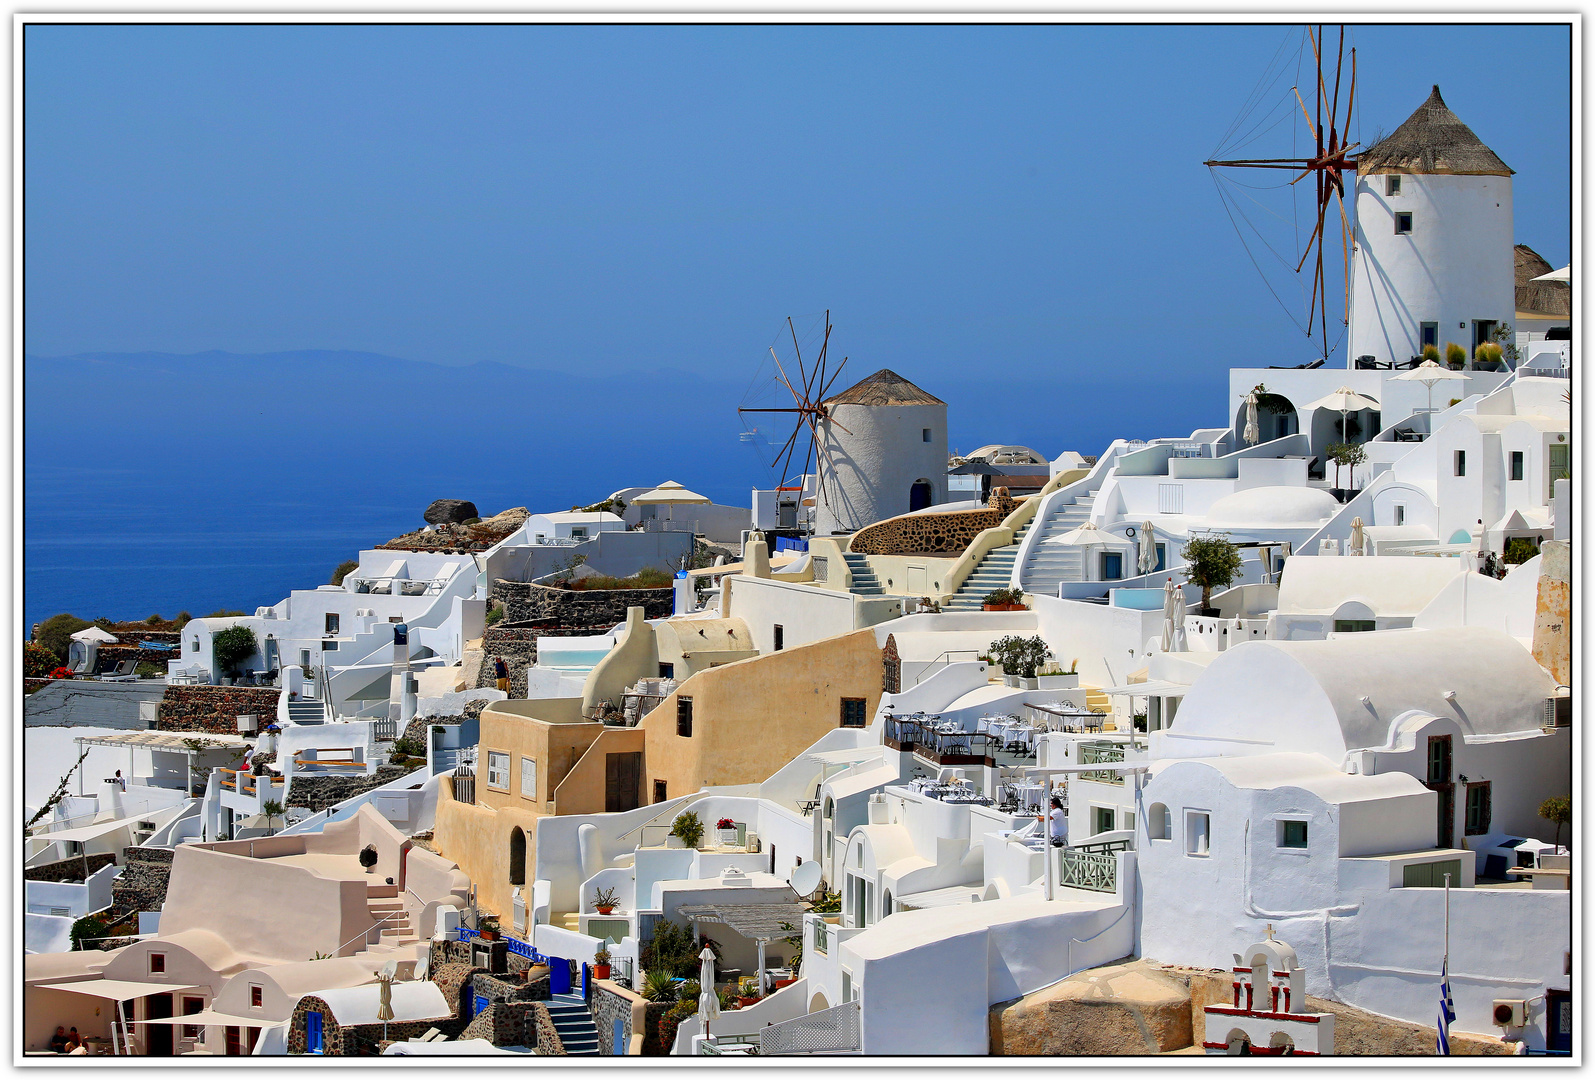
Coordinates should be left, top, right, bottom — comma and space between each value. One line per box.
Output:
670, 810, 704, 850
1326, 442, 1367, 500
989, 634, 1051, 690
715, 817, 739, 846
1181, 534, 1243, 617
1445, 341, 1468, 370
592, 885, 619, 915
1421, 343, 1441, 365
981, 587, 1026, 612
358, 844, 379, 875
592, 946, 612, 980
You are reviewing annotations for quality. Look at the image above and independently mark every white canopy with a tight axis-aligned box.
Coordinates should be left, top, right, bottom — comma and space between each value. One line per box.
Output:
1532, 265, 1570, 282
29, 816, 144, 845
632, 481, 711, 505
1391, 360, 1470, 384
128, 1010, 288, 1028
1303, 386, 1379, 413
70, 626, 119, 645
36, 979, 204, 1000
1045, 521, 1118, 547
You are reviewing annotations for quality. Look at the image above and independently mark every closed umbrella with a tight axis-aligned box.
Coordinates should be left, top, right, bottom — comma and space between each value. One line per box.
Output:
1138, 522, 1158, 576
697, 946, 720, 1039
1170, 583, 1189, 652
375, 968, 396, 1042
1349, 517, 1366, 557
1392, 360, 1470, 414
1243, 391, 1261, 446
1304, 386, 1379, 442
1159, 579, 1175, 652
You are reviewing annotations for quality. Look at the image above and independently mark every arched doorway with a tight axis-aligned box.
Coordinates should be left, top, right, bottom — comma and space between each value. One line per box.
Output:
509, 827, 526, 886
1225, 1029, 1252, 1055
909, 480, 934, 512
1234, 392, 1299, 444
808, 991, 831, 1014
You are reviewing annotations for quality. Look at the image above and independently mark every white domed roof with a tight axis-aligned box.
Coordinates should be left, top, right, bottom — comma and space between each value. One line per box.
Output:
1205, 486, 1340, 528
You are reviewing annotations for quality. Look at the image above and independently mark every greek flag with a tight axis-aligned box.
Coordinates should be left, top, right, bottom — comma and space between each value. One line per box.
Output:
1436, 961, 1456, 1055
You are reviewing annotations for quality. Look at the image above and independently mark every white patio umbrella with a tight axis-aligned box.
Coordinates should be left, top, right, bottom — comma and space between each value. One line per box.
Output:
1046, 521, 1116, 581
1303, 386, 1380, 442
1170, 582, 1189, 652
1349, 517, 1366, 557
632, 481, 711, 529
1392, 360, 1470, 413
1137, 522, 1158, 576
1243, 391, 1261, 446
1532, 265, 1571, 282
697, 946, 721, 1038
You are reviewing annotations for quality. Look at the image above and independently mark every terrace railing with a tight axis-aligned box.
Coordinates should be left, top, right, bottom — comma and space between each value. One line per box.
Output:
759, 1000, 861, 1055
1056, 847, 1118, 893
1077, 740, 1125, 785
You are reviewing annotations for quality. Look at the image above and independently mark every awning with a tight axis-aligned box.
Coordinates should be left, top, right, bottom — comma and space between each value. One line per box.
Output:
128, 1011, 288, 1027
72, 731, 250, 751
805, 747, 884, 766
29, 817, 145, 845
677, 901, 808, 941
1098, 680, 1190, 697
35, 979, 205, 1000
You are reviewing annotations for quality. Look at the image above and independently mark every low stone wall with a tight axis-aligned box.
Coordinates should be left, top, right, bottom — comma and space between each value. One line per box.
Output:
109, 847, 174, 919
491, 580, 672, 626
459, 1000, 545, 1048
285, 765, 412, 813
156, 685, 281, 734
532, 1002, 567, 1055
429, 937, 543, 977
849, 489, 1018, 555
430, 963, 492, 1018
24, 851, 117, 882
93, 644, 183, 675
591, 981, 654, 1055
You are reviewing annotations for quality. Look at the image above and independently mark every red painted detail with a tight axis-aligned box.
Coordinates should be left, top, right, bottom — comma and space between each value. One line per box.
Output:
1204, 1005, 1322, 1023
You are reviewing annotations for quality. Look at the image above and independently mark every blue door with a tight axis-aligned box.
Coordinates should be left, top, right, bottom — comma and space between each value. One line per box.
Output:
305, 1011, 323, 1055
581, 962, 591, 998
474, 994, 489, 1019
612, 1018, 626, 1055
550, 956, 571, 994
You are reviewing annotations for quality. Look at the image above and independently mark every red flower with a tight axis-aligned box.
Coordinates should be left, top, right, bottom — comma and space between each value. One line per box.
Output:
716, 818, 735, 830
50, 667, 74, 679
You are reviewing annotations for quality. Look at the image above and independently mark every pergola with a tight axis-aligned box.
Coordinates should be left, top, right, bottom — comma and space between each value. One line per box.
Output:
677, 900, 810, 993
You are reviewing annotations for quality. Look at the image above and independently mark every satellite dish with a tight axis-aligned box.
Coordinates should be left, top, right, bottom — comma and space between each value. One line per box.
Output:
788, 860, 823, 899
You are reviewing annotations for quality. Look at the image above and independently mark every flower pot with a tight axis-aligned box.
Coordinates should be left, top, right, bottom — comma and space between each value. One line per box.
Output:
1036, 674, 1079, 690
718, 829, 739, 846
982, 603, 1026, 612
738, 996, 761, 1008
1003, 674, 1020, 688
1019, 677, 1039, 690
478, 929, 498, 941
593, 964, 611, 980
596, 905, 615, 916
665, 835, 685, 849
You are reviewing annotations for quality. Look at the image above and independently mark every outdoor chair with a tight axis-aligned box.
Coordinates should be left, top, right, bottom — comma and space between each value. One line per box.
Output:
98, 660, 138, 682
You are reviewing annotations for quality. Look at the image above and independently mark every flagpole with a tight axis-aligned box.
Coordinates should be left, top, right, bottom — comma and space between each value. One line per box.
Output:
1443, 872, 1450, 966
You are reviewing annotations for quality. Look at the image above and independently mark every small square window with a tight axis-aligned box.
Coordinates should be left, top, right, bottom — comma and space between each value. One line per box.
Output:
1092, 806, 1116, 836
840, 698, 868, 728
1185, 810, 1210, 857
1386, 175, 1402, 197
654, 779, 669, 803
149, 952, 166, 975
1333, 619, 1376, 633
1421, 322, 1439, 349
1510, 451, 1524, 481
1278, 820, 1309, 849
1395, 212, 1413, 235
1454, 450, 1466, 477
677, 697, 693, 738
322, 640, 338, 651
325, 613, 340, 635
658, 662, 674, 680
250, 985, 264, 1008
922, 428, 932, 443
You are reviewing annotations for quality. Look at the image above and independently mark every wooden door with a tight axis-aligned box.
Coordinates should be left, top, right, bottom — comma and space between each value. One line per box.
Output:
605, 752, 641, 813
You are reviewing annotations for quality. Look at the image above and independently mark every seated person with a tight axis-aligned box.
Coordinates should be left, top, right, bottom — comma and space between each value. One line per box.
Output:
48, 1027, 68, 1053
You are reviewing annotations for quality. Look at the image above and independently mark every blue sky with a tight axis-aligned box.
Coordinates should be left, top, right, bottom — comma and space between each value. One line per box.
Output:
25, 22, 1571, 408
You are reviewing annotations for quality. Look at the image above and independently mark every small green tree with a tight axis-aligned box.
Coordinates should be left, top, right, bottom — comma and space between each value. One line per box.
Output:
670, 811, 704, 849
1182, 534, 1244, 613
261, 799, 285, 835
1491, 322, 1522, 367
1539, 795, 1571, 850
330, 559, 359, 587
33, 613, 92, 665
1326, 442, 1368, 491
211, 624, 259, 678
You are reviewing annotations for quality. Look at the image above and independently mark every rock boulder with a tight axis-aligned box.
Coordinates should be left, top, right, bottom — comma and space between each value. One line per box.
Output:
424, 499, 479, 525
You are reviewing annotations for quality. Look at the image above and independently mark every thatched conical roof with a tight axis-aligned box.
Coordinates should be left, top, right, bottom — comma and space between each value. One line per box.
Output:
1514, 244, 1570, 317
1358, 86, 1512, 176
824, 368, 945, 407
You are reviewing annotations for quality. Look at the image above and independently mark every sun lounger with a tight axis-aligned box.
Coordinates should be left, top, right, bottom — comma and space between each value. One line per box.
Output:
98, 660, 139, 682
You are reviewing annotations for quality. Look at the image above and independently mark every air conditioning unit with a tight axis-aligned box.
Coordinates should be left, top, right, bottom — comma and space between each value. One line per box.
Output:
1542, 696, 1571, 728
1493, 999, 1527, 1027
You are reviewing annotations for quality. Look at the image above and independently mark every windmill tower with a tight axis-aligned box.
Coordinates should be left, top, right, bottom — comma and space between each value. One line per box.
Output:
1349, 86, 1515, 368
814, 369, 948, 536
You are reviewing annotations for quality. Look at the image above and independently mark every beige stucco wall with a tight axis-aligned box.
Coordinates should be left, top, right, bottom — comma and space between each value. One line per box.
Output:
432, 775, 546, 922
552, 726, 648, 816
642, 627, 884, 799
582, 608, 658, 714
1532, 540, 1569, 685
477, 700, 604, 815
655, 617, 757, 680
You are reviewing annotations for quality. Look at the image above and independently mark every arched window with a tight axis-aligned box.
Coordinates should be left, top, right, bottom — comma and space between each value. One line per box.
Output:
909, 480, 934, 512
824, 797, 834, 820
1146, 803, 1171, 841
1225, 1030, 1252, 1055
509, 827, 526, 886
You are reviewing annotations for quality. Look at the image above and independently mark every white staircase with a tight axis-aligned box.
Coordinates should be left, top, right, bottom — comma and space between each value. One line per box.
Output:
546, 993, 601, 1055
1016, 490, 1100, 598
943, 519, 1036, 611
841, 553, 886, 596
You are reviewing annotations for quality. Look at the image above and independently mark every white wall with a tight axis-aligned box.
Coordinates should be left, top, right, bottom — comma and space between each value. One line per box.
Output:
816, 399, 948, 536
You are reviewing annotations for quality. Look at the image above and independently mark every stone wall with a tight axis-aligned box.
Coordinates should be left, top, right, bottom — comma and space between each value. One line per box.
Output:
532, 1002, 567, 1055
109, 847, 174, 919
591, 981, 655, 1055
475, 627, 540, 698
93, 643, 183, 675
429, 937, 543, 978
848, 489, 1019, 555
458, 1000, 544, 1048
285, 765, 412, 813
491, 580, 673, 627
156, 685, 281, 734
429, 963, 490, 1018
23, 852, 117, 882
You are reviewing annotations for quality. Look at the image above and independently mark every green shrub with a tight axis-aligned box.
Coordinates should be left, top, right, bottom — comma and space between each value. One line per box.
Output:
639, 968, 677, 1002
670, 811, 704, 849
988, 635, 1051, 679
567, 567, 673, 591
70, 911, 113, 951
640, 918, 719, 979
211, 625, 259, 677
33, 614, 91, 665
485, 603, 505, 627
1503, 537, 1540, 565
1445, 342, 1467, 369
461, 516, 482, 526
24, 643, 58, 678
204, 609, 247, 618
1421, 343, 1441, 364
330, 559, 359, 587
981, 587, 1024, 607
135, 661, 164, 679
392, 735, 426, 758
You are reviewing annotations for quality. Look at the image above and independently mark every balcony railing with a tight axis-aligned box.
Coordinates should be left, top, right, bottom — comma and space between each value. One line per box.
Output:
1077, 740, 1125, 785
759, 1000, 860, 1055
1057, 847, 1118, 893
